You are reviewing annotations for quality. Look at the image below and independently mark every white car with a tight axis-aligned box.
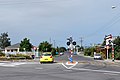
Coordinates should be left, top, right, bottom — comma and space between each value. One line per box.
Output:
59, 52, 64, 56
94, 53, 102, 60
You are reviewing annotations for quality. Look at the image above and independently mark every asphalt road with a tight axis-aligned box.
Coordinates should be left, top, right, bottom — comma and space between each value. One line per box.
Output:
0, 53, 120, 80
55, 51, 94, 62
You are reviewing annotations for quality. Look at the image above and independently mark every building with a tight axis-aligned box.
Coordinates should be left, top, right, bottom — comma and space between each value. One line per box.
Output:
5, 43, 20, 54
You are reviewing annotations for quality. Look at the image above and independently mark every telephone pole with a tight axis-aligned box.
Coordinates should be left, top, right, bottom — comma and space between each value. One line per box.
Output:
53, 40, 56, 48
80, 37, 83, 47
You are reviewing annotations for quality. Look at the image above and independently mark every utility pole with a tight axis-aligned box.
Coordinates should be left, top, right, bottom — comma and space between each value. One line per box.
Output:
49, 37, 51, 44
80, 37, 83, 47
53, 40, 55, 48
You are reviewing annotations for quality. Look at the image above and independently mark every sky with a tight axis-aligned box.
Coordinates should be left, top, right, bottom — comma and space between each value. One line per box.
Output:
0, 0, 120, 47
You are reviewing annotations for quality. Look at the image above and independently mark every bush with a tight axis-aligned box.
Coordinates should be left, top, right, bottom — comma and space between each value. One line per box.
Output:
0, 51, 5, 56
84, 47, 96, 57
6, 54, 32, 60
115, 52, 120, 60
51, 48, 56, 56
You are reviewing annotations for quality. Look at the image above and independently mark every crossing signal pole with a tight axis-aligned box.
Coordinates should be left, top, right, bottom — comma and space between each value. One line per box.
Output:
67, 36, 76, 63
105, 34, 114, 61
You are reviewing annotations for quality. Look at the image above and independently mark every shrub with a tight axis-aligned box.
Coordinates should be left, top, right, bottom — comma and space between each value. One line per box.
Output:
114, 52, 120, 60
84, 47, 96, 57
0, 51, 5, 56
7, 54, 32, 60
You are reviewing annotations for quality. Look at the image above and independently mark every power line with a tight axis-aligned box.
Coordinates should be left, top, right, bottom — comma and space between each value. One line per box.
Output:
0, 0, 67, 5
85, 11, 120, 39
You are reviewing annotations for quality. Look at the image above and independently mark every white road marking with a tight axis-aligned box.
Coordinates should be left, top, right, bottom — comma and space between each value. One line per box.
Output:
11, 62, 26, 65
62, 61, 78, 69
71, 68, 120, 74
68, 62, 78, 69
104, 73, 119, 75
62, 63, 69, 69
0, 62, 27, 67
35, 68, 43, 70
0, 63, 5, 65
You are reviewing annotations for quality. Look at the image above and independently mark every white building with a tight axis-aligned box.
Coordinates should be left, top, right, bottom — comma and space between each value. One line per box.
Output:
5, 43, 20, 54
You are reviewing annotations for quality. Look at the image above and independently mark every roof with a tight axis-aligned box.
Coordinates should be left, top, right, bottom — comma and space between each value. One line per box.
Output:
5, 43, 20, 49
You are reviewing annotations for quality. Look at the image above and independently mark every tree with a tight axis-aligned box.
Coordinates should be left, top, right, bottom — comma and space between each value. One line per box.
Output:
0, 32, 11, 49
114, 36, 120, 51
0, 50, 5, 56
113, 36, 120, 60
19, 38, 32, 51
38, 41, 52, 52
59, 47, 66, 52
84, 47, 96, 57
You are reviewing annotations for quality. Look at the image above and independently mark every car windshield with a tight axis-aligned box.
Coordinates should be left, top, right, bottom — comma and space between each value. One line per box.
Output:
42, 54, 52, 56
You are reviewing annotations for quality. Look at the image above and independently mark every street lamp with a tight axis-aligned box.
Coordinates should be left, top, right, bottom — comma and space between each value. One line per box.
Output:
112, 6, 116, 9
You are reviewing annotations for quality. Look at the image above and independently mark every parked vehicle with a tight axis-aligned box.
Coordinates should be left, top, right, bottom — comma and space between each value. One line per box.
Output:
94, 53, 102, 60
59, 52, 64, 56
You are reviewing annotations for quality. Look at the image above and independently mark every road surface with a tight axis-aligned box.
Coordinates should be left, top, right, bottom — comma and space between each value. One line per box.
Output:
0, 52, 120, 80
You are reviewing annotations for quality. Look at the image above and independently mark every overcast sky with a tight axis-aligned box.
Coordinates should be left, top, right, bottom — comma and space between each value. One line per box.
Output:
0, 0, 120, 47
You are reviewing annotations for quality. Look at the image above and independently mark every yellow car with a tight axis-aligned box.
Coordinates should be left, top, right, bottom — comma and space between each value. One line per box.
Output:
40, 52, 54, 63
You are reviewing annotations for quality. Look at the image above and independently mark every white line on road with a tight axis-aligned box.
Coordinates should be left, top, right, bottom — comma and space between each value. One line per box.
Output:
104, 73, 119, 75
0, 63, 5, 65
71, 68, 120, 74
35, 68, 43, 70
0, 62, 27, 67
62, 63, 69, 69
62, 62, 78, 69
68, 62, 78, 69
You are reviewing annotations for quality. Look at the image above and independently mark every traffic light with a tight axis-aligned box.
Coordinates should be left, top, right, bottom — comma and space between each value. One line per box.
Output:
67, 42, 70, 46
72, 41, 76, 45
108, 40, 112, 45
